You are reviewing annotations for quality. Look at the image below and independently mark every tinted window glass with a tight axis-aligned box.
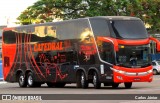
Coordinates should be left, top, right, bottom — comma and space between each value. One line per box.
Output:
90, 18, 110, 37
152, 62, 156, 66
109, 20, 148, 39
77, 19, 91, 41
98, 42, 115, 64
3, 31, 16, 44
57, 19, 90, 40
31, 25, 58, 42
31, 34, 57, 42
117, 45, 151, 68
57, 21, 76, 40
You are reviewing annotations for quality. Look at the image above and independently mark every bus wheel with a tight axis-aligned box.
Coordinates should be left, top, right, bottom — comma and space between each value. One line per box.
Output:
112, 83, 119, 88
27, 72, 36, 87
93, 71, 101, 89
80, 72, 88, 88
18, 72, 27, 87
124, 82, 132, 89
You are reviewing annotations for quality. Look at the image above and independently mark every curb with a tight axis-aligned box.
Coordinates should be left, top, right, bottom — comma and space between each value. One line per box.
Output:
0, 81, 6, 84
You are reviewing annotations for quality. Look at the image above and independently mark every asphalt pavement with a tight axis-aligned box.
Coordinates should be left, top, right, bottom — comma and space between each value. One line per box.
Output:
0, 75, 160, 103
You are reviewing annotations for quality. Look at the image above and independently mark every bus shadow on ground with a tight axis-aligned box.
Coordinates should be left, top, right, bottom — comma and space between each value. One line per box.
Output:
14, 86, 145, 90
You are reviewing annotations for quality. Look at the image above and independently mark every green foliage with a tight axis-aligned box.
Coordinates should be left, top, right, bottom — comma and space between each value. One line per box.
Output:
17, 0, 160, 33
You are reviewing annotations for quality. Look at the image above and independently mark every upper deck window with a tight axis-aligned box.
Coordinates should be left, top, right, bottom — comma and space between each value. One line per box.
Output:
3, 31, 16, 44
90, 18, 110, 37
109, 20, 148, 39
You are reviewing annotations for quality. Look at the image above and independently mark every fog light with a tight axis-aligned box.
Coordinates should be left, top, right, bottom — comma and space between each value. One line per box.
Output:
117, 76, 123, 80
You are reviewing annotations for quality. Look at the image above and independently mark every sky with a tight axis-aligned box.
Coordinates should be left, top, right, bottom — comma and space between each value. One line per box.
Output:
0, 0, 38, 26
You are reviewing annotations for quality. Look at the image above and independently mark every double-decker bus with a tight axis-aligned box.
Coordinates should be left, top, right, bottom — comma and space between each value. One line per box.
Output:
2, 16, 159, 89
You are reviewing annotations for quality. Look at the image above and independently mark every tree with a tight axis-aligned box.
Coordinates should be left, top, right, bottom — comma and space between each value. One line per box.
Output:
84, 0, 116, 16
17, 0, 88, 24
17, 0, 160, 33
140, 0, 160, 33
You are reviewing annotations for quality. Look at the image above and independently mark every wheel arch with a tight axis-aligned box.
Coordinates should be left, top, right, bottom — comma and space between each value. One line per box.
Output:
16, 70, 23, 82
16, 69, 33, 82
153, 68, 157, 70
153, 69, 158, 75
76, 67, 88, 80
25, 70, 33, 77
88, 67, 100, 79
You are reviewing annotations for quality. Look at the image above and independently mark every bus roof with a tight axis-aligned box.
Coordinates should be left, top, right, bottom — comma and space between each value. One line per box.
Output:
3, 16, 141, 30
87, 16, 141, 20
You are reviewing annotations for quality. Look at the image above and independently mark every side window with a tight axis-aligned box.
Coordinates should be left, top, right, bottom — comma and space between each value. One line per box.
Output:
99, 42, 115, 64
152, 62, 156, 66
3, 31, 16, 44
76, 19, 91, 40
31, 26, 57, 42
57, 21, 76, 40
90, 18, 110, 37
57, 19, 90, 40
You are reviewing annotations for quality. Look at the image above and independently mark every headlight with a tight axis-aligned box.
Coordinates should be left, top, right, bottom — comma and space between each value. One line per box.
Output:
110, 67, 125, 74
147, 69, 152, 73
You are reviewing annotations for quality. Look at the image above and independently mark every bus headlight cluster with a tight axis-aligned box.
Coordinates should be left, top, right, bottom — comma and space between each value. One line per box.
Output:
110, 67, 125, 74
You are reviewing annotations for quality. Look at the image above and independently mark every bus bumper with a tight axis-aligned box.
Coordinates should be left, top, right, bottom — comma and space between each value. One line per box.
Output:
113, 72, 153, 83
111, 66, 153, 83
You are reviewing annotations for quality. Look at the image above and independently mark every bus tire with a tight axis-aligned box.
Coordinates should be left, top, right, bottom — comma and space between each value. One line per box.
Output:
18, 72, 27, 87
93, 71, 101, 89
124, 82, 132, 89
112, 83, 119, 88
80, 71, 88, 89
27, 72, 36, 87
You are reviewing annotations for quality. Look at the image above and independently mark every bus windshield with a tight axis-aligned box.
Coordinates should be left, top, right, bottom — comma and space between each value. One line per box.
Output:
116, 45, 151, 68
110, 20, 148, 39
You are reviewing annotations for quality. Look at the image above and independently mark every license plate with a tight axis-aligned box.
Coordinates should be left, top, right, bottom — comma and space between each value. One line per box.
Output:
134, 78, 140, 81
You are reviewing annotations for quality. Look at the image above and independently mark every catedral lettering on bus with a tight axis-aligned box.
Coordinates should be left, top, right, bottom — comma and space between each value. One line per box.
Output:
34, 42, 63, 52
2, 16, 160, 89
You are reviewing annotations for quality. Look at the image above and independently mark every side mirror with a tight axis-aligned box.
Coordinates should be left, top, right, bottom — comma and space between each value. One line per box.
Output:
149, 37, 160, 52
